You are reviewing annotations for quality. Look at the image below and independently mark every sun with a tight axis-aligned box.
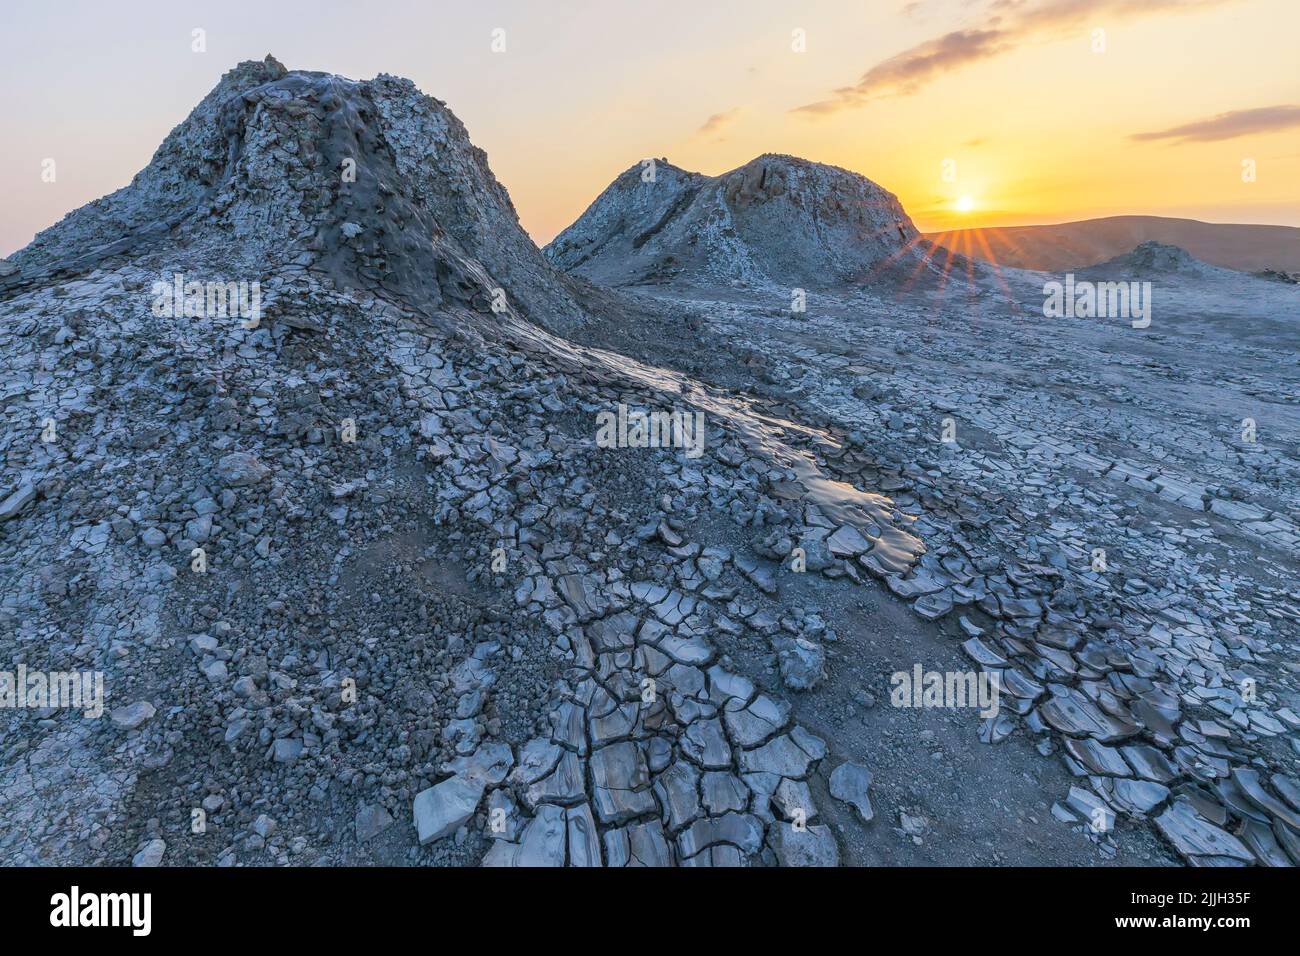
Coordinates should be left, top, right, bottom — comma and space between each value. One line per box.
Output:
955, 195, 975, 214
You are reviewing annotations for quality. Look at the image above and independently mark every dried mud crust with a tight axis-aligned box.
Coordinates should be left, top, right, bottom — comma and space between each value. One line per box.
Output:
1, 57, 1296, 868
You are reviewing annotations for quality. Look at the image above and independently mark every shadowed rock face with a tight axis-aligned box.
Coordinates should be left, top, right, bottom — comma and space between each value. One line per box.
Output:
2, 55, 588, 333
7, 57, 289, 280
545, 154, 921, 288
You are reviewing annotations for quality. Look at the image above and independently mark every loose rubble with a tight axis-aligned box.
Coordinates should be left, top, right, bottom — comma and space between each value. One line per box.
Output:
1, 57, 1295, 870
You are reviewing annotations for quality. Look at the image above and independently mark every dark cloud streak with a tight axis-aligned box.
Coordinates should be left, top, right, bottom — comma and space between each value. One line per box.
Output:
1131, 105, 1300, 143
793, 0, 1235, 116
695, 107, 743, 139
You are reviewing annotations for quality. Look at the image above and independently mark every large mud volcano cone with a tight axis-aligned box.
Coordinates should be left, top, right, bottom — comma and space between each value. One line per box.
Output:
545, 153, 920, 288
3, 55, 587, 331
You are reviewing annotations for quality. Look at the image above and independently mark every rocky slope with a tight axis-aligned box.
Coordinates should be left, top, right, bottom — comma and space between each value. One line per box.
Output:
4, 56, 1296, 871
547, 151, 1300, 867
544, 154, 926, 288
0, 59, 944, 868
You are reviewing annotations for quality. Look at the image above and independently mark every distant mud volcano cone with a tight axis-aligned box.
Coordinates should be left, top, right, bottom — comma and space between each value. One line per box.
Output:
545, 154, 921, 288
2, 55, 587, 331
1086, 240, 1224, 279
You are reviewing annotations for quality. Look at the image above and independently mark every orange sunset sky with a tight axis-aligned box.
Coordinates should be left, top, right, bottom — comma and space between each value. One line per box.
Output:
2, 0, 1298, 257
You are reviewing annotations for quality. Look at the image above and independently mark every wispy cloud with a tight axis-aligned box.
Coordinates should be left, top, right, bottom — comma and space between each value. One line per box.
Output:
794, 0, 1234, 116
795, 29, 1007, 114
695, 107, 744, 139
1131, 105, 1300, 143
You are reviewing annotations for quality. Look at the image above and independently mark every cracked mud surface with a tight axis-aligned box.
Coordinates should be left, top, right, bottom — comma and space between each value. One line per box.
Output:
1, 58, 1296, 868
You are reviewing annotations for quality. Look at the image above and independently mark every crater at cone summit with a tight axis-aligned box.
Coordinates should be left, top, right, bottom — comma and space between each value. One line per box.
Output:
544, 153, 927, 289
2, 55, 587, 332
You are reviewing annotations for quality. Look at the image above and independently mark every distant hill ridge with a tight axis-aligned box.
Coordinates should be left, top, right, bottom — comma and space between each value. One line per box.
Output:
925, 215, 1300, 274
